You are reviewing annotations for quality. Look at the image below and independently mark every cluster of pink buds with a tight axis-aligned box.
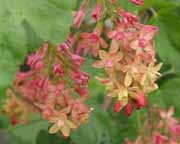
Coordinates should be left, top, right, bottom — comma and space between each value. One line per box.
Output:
126, 106, 180, 144
75, 0, 162, 116
3, 41, 91, 137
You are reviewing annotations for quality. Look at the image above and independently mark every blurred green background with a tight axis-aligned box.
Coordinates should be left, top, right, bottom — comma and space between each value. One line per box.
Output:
0, 0, 180, 144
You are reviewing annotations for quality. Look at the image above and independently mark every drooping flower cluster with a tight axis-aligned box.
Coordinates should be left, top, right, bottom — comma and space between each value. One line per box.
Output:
3, 41, 91, 137
2, 0, 164, 140
75, 0, 162, 115
126, 106, 180, 144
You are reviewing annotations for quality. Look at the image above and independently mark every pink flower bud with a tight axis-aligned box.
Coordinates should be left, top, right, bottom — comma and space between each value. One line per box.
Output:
34, 60, 44, 70
71, 70, 89, 85
91, 4, 102, 21
125, 102, 133, 116
114, 101, 122, 113
120, 11, 138, 25
53, 63, 64, 76
74, 10, 85, 28
136, 91, 147, 108
57, 42, 70, 53
76, 87, 89, 98
70, 53, 85, 67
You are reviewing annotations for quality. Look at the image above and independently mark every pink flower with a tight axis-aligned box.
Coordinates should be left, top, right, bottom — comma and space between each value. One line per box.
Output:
77, 30, 107, 57
153, 134, 168, 144
171, 125, 180, 137
57, 42, 70, 53
120, 10, 139, 25
159, 107, 179, 129
69, 53, 85, 67
73, 0, 89, 28
71, 70, 89, 85
53, 63, 64, 76
129, 0, 144, 5
76, 87, 89, 98
74, 10, 85, 28
27, 53, 44, 70
91, 3, 102, 21
107, 30, 125, 41
15, 71, 34, 85
139, 25, 158, 41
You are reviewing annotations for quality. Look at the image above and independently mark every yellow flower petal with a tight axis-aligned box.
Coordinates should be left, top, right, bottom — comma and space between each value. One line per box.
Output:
61, 123, 70, 137
92, 60, 105, 68
49, 122, 59, 134
66, 120, 77, 129
124, 72, 133, 87
99, 50, 108, 59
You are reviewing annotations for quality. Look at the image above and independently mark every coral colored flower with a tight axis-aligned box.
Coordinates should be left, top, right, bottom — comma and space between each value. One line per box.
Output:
91, 3, 102, 21
93, 50, 123, 69
129, 0, 144, 5
77, 30, 107, 57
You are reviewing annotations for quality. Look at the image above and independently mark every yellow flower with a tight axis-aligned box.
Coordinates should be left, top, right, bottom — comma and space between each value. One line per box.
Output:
49, 114, 76, 137
140, 62, 162, 92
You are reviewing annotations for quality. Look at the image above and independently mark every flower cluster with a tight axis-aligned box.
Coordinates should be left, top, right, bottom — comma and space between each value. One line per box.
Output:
3, 41, 91, 137
75, 0, 162, 115
126, 106, 180, 144
2, 0, 163, 139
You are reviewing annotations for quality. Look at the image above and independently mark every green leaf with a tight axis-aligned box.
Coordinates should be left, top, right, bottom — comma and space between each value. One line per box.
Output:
71, 108, 112, 144
149, 78, 180, 115
9, 120, 49, 144
150, 7, 180, 74
0, 0, 74, 88
36, 130, 71, 144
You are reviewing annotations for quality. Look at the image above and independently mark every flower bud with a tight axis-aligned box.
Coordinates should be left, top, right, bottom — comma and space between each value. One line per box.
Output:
91, 3, 102, 21
114, 101, 122, 113
125, 102, 133, 116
